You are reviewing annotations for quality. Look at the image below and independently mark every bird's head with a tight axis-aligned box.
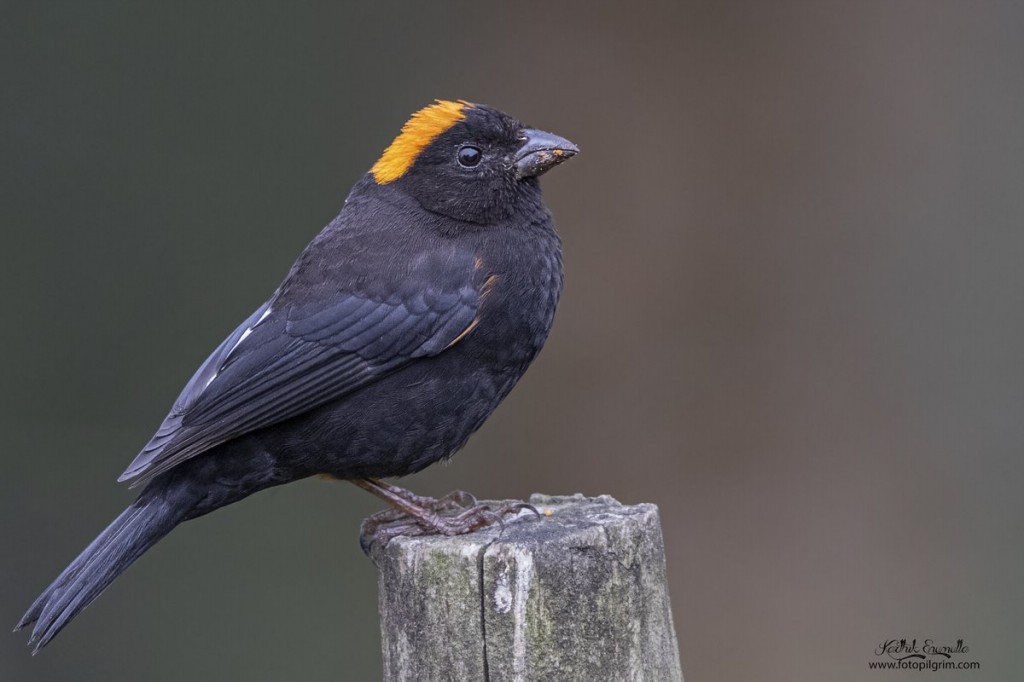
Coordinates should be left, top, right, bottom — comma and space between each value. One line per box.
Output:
370, 100, 577, 224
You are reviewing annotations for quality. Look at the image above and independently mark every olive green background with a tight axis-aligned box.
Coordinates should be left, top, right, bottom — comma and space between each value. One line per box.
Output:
3, 2, 1022, 680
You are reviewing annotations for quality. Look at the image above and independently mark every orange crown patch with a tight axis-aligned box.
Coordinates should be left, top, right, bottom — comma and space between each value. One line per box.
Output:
371, 100, 471, 184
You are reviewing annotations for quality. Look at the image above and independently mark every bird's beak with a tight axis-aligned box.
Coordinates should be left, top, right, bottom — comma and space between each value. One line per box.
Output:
513, 129, 579, 179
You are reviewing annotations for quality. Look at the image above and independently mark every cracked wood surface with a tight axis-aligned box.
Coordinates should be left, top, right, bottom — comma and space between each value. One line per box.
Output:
368, 494, 683, 682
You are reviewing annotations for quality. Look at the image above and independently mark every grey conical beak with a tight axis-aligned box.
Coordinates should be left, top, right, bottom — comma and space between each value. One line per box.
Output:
513, 129, 579, 179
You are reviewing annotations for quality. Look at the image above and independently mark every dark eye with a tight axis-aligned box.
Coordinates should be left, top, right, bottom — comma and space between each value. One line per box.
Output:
457, 145, 482, 168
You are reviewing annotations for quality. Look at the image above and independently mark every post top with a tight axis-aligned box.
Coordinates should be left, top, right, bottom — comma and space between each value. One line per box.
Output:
367, 493, 663, 565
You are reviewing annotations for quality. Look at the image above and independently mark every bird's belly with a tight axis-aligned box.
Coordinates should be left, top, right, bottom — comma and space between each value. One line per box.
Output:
252, 351, 518, 479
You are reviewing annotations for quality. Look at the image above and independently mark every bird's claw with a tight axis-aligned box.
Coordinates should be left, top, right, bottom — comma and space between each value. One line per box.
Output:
359, 499, 538, 555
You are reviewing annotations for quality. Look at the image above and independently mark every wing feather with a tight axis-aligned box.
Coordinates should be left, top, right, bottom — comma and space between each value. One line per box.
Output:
119, 250, 482, 485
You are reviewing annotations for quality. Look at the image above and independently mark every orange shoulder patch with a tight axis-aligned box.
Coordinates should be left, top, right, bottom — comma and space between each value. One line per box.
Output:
371, 100, 471, 184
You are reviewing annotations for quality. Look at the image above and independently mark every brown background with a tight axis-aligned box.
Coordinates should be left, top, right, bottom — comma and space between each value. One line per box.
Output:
2, 2, 1022, 680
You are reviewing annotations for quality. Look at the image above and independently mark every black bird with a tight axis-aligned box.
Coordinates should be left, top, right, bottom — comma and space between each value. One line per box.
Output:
17, 100, 577, 652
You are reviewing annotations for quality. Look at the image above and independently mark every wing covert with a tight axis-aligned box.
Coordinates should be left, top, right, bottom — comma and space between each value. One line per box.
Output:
119, 249, 483, 485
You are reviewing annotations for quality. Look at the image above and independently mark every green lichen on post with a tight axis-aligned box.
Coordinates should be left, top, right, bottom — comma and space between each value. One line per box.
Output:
524, 587, 556, 657
373, 535, 491, 681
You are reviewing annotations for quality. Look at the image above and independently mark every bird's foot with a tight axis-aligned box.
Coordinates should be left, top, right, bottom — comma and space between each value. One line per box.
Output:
393, 488, 479, 513
358, 488, 477, 526
358, 493, 538, 555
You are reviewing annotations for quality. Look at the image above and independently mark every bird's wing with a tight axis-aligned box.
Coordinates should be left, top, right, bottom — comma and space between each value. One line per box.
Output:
119, 249, 484, 485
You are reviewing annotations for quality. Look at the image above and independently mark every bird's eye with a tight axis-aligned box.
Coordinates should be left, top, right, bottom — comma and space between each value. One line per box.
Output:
457, 145, 482, 168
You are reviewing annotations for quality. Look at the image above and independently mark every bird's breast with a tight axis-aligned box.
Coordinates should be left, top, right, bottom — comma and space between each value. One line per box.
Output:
465, 243, 563, 367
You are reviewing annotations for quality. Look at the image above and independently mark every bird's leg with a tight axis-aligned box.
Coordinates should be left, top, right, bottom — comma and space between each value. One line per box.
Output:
353, 478, 450, 527
354, 478, 462, 552
352, 478, 539, 553
363, 478, 478, 512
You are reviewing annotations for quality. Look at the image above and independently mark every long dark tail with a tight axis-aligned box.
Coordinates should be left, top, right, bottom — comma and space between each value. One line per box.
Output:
15, 487, 189, 653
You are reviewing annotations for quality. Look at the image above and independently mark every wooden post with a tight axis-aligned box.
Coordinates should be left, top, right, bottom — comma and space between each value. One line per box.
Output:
367, 494, 683, 681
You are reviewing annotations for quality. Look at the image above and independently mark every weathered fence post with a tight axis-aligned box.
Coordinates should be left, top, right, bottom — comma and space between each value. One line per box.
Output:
367, 494, 683, 681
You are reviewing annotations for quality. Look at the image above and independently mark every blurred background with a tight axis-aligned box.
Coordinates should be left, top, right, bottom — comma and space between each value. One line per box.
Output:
3, 1, 1022, 680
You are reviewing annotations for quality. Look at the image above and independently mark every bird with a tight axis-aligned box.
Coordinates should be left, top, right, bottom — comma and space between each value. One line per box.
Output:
16, 99, 577, 652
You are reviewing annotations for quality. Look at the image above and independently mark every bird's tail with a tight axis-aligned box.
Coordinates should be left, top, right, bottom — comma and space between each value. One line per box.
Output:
15, 488, 188, 653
